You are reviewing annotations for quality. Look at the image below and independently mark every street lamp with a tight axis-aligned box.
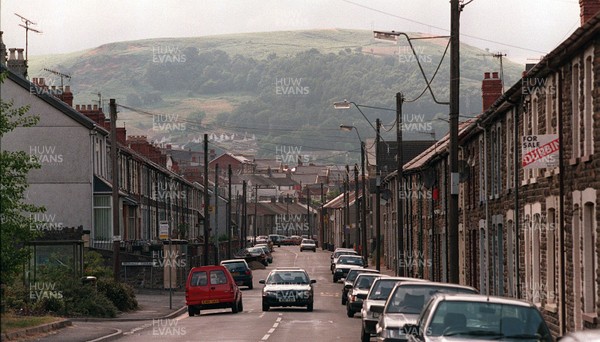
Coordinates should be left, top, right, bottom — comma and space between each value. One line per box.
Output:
339, 125, 368, 263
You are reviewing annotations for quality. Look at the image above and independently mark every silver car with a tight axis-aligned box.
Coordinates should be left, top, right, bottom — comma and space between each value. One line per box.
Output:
374, 281, 478, 341
347, 273, 382, 317
404, 293, 554, 342
361, 277, 426, 342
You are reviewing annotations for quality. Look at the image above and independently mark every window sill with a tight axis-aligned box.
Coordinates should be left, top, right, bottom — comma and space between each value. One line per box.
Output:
569, 157, 578, 166
544, 303, 558, 313
583, 312, 598, 324
582, 154, 592, 163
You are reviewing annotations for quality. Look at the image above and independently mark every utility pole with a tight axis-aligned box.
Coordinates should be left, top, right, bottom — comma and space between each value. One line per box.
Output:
375, 118, 381, 271
214, 164, 219, 264
109, 99, 120, 282
227, 164, 232, 259
242, 181, 247, 248
320, 182, 325, 250
345, 165, 350, 247
254, 184, 258, 244
448, 0, 460, 284
306, 186, 311, 238
203, 134, 210, 265
361, 141, 368, 263
354, 164, 360, 253
396, 92, 405, 277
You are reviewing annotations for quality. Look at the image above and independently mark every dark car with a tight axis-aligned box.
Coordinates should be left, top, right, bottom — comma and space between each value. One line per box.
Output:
220, 259, 253, 289
347, 273, 381, 317
185, 265, 243, 316
333, 255, 366, 282
260, 268, 316, 312
342, 268, 381, 305
374, 281, 478, 341
269, 234, 283, 247
245, 247, 269, 266
254, 244, 273, 263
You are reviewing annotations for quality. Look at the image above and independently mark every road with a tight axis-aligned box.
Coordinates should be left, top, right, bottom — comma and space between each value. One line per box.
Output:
80, 246, 366, 342
120, 246, 363, 341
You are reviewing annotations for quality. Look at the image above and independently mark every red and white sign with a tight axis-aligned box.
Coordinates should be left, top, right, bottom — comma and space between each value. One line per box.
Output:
522, 134, 559, 169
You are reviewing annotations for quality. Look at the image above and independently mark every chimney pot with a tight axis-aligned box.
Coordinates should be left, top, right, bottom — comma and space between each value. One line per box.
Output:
492, 72, 499, 78
87, 104, 92, 110
76, 104, 81, 110
39, 78, 45, 86
8, 48, 16, 60
65, 85, 71, 93
93, 104, 98, 110
484, 72, 490, 79
16, 48, 24, 61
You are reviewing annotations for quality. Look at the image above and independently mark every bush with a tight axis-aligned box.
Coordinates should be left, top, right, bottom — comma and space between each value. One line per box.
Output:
59, 277, 117, 318
97, 279, 138, 312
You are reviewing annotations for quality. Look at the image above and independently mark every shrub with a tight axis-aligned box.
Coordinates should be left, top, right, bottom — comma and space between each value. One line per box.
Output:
97, 279, 138, 312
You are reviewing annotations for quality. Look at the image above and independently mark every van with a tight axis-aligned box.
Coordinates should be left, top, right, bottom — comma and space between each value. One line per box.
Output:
185, 265, 243, 316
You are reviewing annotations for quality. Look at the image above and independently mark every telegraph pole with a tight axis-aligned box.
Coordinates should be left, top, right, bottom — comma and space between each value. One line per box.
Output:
306, 186, 311, 238
375, 118, 381, 271
354, 164, 360, 253
227, 164, 232, 259
203, 134, 210, 265
396, 92, 405, 277
361, 141, 368, 262
214, 164, 219, 264
109, 99, 120, 282
242, 181, 247, 248
320, 182, 325, 250
448, 0, 460, 284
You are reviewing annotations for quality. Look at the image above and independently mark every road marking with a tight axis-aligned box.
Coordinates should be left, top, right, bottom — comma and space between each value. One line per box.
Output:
259, 312, 265, 318
123, 323, 151, 335
268, 328, 275, 334
261, 334, 270, 340
273, 322, 279, 328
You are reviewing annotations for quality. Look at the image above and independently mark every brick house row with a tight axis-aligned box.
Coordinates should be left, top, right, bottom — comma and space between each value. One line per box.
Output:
378, 7, 599, 336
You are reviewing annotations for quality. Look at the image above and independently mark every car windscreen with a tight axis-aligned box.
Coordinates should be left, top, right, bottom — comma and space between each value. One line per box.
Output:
267, 271, 309, 284
368, 279, 399, 300
302, 239, 315, 244
355, 275, 377, 290
427, 300, 552, 341
334, 251, 356, 258
386, 285, 477, 314
338, 257, 363, 265
223, 262, 247, 272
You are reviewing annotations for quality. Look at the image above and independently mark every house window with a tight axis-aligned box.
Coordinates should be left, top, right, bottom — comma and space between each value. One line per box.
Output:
497, 222, 504, 297
479, 137, 485, 203
583, 53, 594, 159
506, 215, 516, 297
546, 207, 556, 304
494, 122, 502, 196
531, 97, 540, 180
532, 213, 541, 303
491, 128, 497, 197
583, 201, 596, 313
506, 111, 514, 190
572, 204, 582, 329
479, 224, 486, 293
93, 195, 112, 243
571, 63, 581, 162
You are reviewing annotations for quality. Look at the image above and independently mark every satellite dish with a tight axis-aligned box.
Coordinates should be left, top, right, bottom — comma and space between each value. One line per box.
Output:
422, 168, 436, 189
459, 160, 470, 182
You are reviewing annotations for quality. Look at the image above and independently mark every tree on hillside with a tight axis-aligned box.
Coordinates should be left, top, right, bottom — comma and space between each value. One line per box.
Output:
0, 72, 45, 287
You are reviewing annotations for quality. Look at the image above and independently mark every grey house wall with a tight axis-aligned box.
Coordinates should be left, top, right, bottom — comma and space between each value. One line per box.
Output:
1, 78, 97, 231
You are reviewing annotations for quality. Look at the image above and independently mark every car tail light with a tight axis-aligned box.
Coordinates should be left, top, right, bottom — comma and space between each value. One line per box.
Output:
351, 295, 356, 302
245, 269, 251, 275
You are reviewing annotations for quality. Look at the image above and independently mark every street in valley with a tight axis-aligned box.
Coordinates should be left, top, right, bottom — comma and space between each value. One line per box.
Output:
34, 246, 368, 342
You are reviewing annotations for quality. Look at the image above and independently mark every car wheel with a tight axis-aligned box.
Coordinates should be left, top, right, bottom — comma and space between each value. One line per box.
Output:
262, 302, 269, 312
307, 303, 313, 312
232, 299, 240, 313
238, 300, 243, 312
361, 326, 370, 342
247, 281, 253, 290
333, 276, 338, 283
346, 306, 354, 317
313, 249, 316, 253
341, 294, 347, 305
188, 306, 196, 317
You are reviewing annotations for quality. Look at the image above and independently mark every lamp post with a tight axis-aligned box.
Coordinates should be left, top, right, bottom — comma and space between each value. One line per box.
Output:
339, 125, 368, 262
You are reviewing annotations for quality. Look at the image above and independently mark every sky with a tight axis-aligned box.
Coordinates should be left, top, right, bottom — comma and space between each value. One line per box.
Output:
0, 0, 582, 64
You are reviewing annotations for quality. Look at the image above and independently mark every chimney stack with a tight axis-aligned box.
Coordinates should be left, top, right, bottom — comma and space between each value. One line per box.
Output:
481, 72, 503, 112
7, 47, 27, 78
580, 0, 600, 25
0, 31, 6, 67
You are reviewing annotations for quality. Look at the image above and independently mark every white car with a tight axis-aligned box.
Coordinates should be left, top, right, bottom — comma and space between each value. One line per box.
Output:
300, 239, 316, 252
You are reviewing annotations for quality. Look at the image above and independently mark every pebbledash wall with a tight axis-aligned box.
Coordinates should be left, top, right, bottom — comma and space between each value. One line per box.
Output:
380, 9, 600, 336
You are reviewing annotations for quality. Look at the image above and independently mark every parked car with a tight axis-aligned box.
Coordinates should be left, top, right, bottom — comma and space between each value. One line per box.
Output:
269, 234, 283, 247
185, 265, 243, 316
290, 235, 303, 245
255, 235, 269, 244
254, 244, 273, 263
331, 249, 359, 273
402, 293, 554, 342
244, 247, 269, 266
333, 255, 366, 282
259, 267, 316, 312
346, 273, 381, 317
361, 277, 426, 342
300, 238, 317, 252
342, 268, 381, 305
374, 281, 478, 341
220, 259, 253, 289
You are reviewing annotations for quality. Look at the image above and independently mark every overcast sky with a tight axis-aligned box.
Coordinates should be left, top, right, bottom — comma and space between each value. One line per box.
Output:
1, 0, 581, 64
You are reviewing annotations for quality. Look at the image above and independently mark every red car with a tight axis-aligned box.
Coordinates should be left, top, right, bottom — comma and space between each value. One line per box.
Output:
185, 265, 243, 316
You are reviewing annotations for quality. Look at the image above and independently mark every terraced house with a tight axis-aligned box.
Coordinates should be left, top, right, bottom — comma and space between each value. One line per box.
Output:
380, 6, 599, 336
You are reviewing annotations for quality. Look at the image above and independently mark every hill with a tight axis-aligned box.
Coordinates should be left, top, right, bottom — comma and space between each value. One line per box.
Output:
28, 29, 523, 163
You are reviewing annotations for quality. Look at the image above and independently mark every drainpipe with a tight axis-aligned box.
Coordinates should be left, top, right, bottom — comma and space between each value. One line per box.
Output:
557, 67, 566, 337
477, 123, 489, 296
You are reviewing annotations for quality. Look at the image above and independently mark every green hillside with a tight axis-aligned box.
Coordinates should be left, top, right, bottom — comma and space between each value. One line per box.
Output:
28, 29, 523, 163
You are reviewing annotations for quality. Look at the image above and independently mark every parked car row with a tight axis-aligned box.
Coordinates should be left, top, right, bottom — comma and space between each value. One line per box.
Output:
329, 247, 555, 342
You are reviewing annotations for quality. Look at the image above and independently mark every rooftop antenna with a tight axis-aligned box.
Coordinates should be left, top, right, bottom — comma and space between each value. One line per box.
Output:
93, 92, 108, 112
15, 13, 42, 62
477, 51, 507, 92
43, 68, 71, 87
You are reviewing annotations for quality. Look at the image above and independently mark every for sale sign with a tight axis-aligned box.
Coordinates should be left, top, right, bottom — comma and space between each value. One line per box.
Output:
522, 135, 559, 169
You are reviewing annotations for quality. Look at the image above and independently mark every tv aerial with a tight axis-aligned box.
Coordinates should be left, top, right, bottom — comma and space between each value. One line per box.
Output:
43, 68, 71, 87
15, 13, 42, 62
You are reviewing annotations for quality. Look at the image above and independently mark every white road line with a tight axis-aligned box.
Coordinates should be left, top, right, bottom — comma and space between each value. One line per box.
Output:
273, 322, 279, 328
276, 317, 282, 322
261, 334, 270, 340
268, 328, 275, 334
259, 312, 265, 318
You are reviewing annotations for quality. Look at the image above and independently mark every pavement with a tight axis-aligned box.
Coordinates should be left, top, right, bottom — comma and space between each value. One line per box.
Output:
4, 289, 186, 342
